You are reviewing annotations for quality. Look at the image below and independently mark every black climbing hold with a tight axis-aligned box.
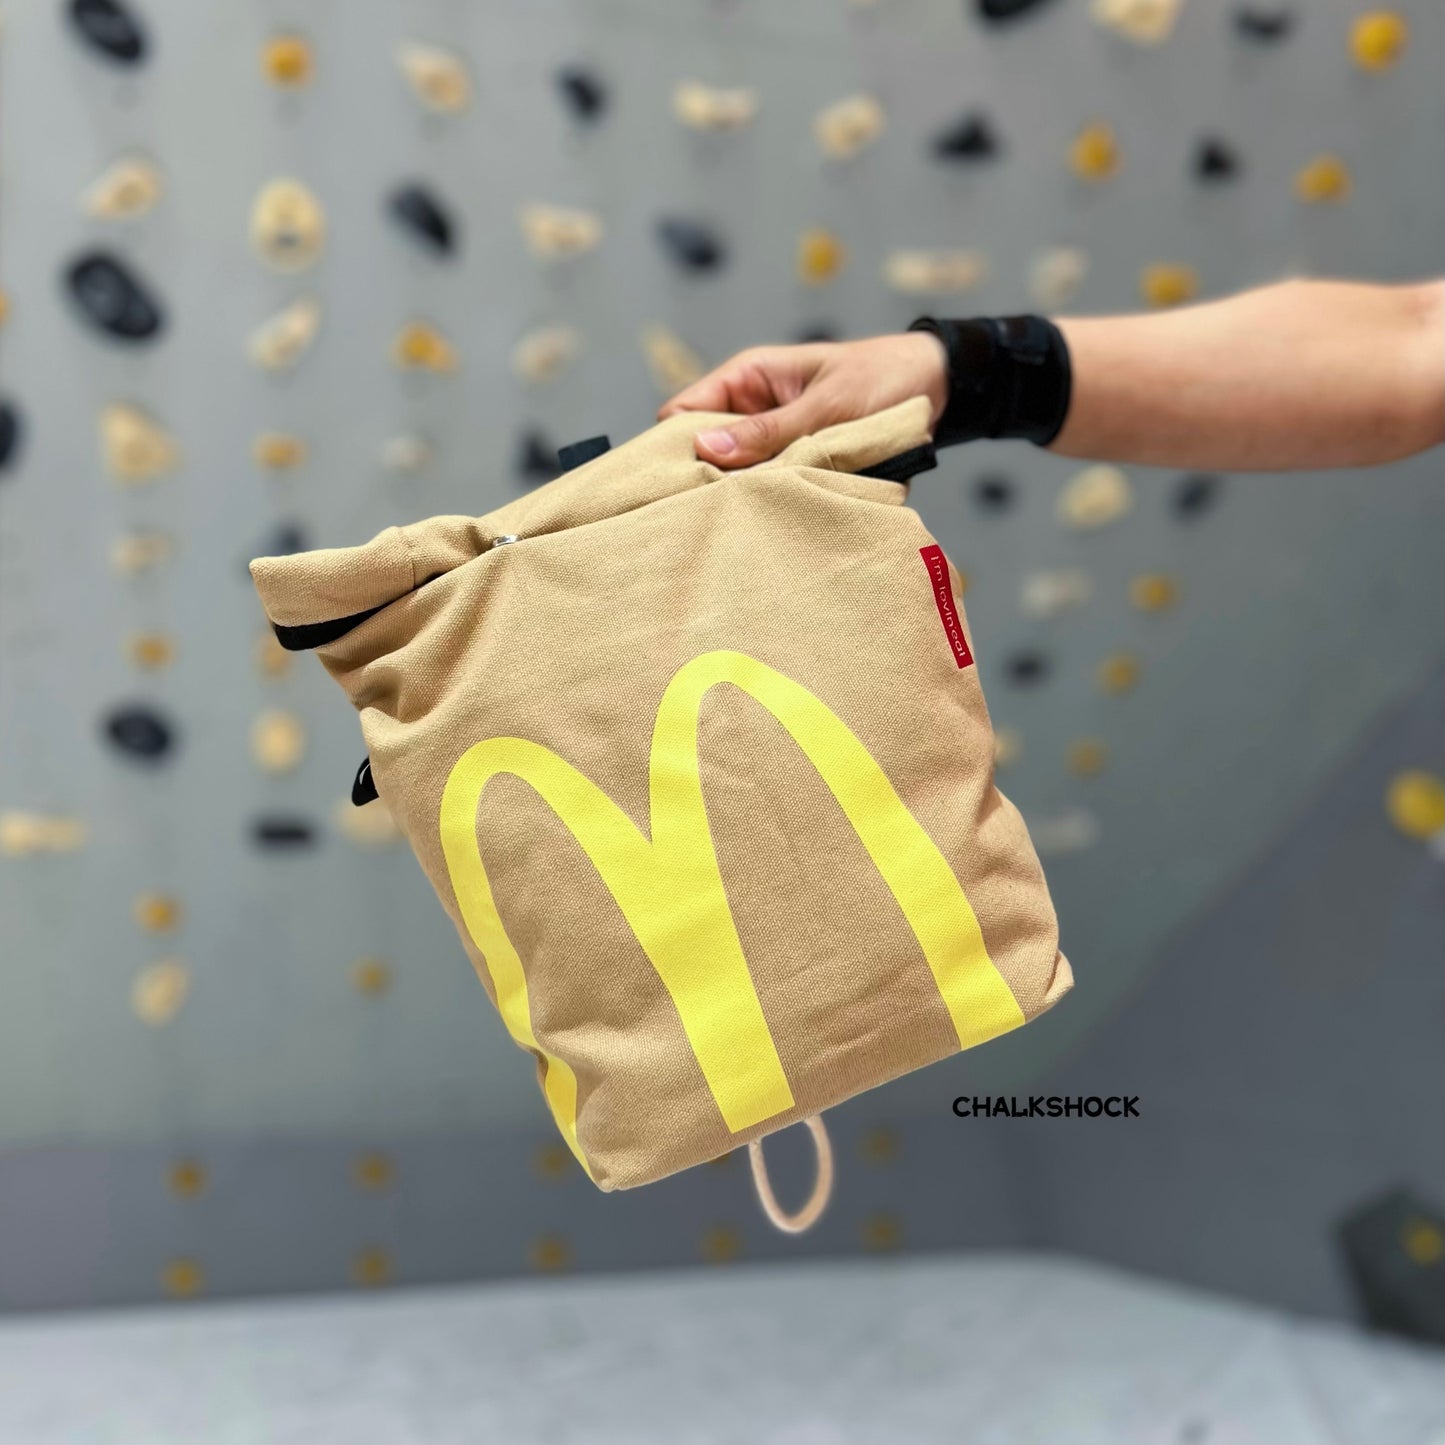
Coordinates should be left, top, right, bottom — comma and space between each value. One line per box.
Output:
252, 816, 317, 849
64, 250, 164, 342
268, 522, 309, 555
1005, 651, 1050, 686
557, 65, 607, 122
68, 0, 147, 65
974, 475, 1015, 511
1194, 137, 1240, 181
516, 429, 559, 484
104, 704, 175, 762
933, 112, 1000, 162
1174, 473, 1224, 519
976, 0, 1058, 23
795, 324, 839, 344
657, 217, 725, 273
0, 400, 23, 474
387, 183, 456, 256
1234, 7, 1293, 41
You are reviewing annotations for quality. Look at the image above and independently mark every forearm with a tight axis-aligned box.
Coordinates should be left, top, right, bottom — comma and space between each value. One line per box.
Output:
1048, 278, 1445, 470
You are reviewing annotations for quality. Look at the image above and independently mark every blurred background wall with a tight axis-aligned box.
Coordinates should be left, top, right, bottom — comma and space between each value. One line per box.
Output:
0, 0, 1440, 1314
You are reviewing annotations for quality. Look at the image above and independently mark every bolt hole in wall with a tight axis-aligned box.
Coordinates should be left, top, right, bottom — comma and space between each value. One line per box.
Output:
0, 2, 1443, 1443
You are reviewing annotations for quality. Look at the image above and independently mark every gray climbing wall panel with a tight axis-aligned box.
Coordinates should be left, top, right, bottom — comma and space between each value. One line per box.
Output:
0, 0, 1441, 1307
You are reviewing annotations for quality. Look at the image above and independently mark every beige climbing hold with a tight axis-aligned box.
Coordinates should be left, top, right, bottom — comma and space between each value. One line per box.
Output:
133, 892, 182, 933
333, 794, 400, 846
261, 33, 313, 87
1140, 263, 1199, 308
883, 249, 987, 295
391, 321, 459, 373
641, 323, 705, 394
993, 728, 1023, 769
1030, 247, 1089, 308
1097, 652, 1142, 695
351, 957, 392, 996
252, 432, 307, 470
814, 94, 885, 160
1070, 121, 1120, 181
1350, 11, 1408, 70
798, 229, 847, 285
1067, 738, 1109, 777
132, 959, 190, 1025
251, 710, 306, 773
255, 629, 294, 680
1294, 155, 1351, 203
0, 812, 88, 856
519, 203, 603, 260
247, 297, 321, 372
1056, 464, 1133, 529
0, 290, 10, 328
101, 403, 178, 483
1090, 0, 1183, 44
1031, 809, 1101, 857
398, 41, 470, 113
511, 325, 581, 383
111, 531, 173, 576
1021, 569, 1093, 620
673, 80, 759, 131
82, 155, 164, 220
1130, 572, 1180, 612
380, 435, 433, 474
249, 178, 326, 271
124, 632, 175, 670
1385, 771, 1445, 840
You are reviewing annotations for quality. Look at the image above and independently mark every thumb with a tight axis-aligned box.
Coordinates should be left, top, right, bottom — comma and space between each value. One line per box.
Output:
693, 397, 824, 470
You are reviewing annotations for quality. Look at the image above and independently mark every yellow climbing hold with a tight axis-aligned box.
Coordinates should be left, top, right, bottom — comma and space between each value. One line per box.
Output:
1097, 653, 1142, 695
1350, 11, 1408, 70
161, 1258, 204, 1298
1070, 122, 1120, 181
1068, 739, 1110, 777
101, 403, 178, 483
351, 957, 393, 996
133, 892, 182, 933
392, 322, 459, 373
529, 1234, 572, 1272
798, 229, 847, 284
167, 1160, 207, 1198
1140, 263, 1199, 309
1130, 573, 1180, 612
1385, 771, 1445, 840
700, 1225, 743, 1263
262, 33, 313, 87
351, 1247, 394, 1288
252, 432, 307, 470
352, 1153, 395, 1192
1295, 155, 1351, 204
125, 632, 175, 671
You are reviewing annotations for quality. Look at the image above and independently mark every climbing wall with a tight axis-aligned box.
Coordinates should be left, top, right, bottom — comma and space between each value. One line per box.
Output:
1, 0, 1442, 1307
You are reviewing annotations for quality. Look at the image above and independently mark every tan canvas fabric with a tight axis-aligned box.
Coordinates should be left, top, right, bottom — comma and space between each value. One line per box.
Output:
250, 395, 1072, 1194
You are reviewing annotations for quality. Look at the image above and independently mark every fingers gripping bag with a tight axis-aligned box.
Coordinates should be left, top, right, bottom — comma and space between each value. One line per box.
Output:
250, 396, 1073, 1231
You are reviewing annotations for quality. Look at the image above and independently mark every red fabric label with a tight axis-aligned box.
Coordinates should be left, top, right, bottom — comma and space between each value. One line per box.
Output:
919, 544, 974, 669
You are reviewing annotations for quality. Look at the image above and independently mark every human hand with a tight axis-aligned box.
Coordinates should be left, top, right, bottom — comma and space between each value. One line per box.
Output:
656, 331, 950, 469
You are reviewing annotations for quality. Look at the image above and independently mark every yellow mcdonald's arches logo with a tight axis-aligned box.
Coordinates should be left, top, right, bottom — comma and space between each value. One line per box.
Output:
440, 649, 1024, 1178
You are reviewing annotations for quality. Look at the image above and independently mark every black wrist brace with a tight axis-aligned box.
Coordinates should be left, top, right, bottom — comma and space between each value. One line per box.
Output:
908, 314, 1072, 448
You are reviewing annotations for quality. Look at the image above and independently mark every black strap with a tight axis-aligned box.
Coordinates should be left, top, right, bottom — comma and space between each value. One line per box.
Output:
272, 603, 388, 653
858, 443, 937, 484
352, 757, 379, 806
558, 435, 611, 470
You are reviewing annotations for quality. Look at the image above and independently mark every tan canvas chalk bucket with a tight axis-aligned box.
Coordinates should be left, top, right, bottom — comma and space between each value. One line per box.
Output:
250, 396, 1073, 1230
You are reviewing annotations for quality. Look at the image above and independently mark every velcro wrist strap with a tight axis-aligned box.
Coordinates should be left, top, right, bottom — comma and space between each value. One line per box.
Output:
908, 314, 1072, 449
